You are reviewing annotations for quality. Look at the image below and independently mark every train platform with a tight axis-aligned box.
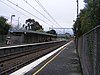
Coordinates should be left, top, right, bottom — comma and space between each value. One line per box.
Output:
23, 41, 82, 75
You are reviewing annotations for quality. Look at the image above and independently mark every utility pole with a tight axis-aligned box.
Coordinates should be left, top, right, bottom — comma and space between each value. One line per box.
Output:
76, 0, 83, 74
77, 0, 79, 18
76, 0, 79, 35
76, 0, 79, 50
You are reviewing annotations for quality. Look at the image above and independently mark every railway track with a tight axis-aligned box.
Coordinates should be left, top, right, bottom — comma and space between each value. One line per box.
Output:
0, 41, 67, 75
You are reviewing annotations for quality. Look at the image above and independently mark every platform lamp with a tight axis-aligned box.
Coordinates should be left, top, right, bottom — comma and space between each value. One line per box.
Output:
9, 15, 15, 32
11, 15, 15, 26
6, 15, 15, 45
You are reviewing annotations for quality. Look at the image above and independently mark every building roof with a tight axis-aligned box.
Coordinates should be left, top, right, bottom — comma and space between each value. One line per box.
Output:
10, 30, 56, 37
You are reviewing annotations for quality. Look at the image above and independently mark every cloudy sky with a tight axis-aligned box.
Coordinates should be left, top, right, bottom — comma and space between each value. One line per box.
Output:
0, 0, 85, 34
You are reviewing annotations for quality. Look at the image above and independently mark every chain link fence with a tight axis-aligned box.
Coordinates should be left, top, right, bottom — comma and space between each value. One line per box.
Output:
77, 25, 100, 75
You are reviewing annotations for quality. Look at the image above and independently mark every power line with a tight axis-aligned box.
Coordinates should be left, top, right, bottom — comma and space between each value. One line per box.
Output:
0, 0, 29, 17
23, 0, 55, 25
7, 0, 50, 25
34, 0, 62, 28
7, 0, 47, 24
35, 0, 62, 27
49, 28, 73, 29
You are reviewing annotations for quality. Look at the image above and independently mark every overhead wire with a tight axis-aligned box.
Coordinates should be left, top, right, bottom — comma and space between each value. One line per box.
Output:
6, 0, 50, 25
23, 0, 55, 25
34, 0, 62, 28
0, 0, 29, 17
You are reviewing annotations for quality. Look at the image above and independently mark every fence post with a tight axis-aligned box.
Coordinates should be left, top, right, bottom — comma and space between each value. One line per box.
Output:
96, 27, 100, 75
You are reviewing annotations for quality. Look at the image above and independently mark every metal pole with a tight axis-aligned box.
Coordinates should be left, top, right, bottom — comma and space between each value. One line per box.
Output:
77, 0, 79, 18
11, 15, 15, 26
18, 17, 20, 29
7, 15, 15, 45
76, 0, 83, 75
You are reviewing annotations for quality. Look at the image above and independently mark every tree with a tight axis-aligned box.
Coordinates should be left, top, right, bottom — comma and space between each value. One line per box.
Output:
0, 16, 11, 35
25, 18, 35, 30
46, 30, 57, 35
84, 0, 88, 3
73, 0, 100, 37
23, 18, 44, 31
32, 21, 43, 31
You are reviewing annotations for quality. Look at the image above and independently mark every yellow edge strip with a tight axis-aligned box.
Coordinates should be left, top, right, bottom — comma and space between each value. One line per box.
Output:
33, 41, 72, 75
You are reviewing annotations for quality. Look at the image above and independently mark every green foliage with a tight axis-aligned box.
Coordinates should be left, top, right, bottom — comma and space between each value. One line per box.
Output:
73, 0, 100, 37
46, 30, 57, 35
23, 18, 44, 31
0, 16, 11, 35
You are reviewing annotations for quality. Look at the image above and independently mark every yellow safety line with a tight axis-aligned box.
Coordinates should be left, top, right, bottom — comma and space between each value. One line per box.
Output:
33, 41, 72, 75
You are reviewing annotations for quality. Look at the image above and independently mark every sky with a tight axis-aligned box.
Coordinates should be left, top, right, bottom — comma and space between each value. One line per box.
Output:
0, 0, 85, 34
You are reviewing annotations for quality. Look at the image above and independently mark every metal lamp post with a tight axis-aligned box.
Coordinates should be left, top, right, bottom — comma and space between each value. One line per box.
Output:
11, 15, 15, 26
6, 15, 15, 45
10, 15, 15, 31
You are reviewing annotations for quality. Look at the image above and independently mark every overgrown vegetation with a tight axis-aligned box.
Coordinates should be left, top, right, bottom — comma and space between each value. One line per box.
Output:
0, 16, 11, 35
23, 18, 44, 31
73, 0, 100, 37
46, 30, 57, 35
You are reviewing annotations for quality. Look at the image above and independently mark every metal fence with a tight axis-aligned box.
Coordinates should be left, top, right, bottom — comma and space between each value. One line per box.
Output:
77, 25, 100, 75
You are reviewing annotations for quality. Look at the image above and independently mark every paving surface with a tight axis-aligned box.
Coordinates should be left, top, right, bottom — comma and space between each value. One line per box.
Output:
25, 41, 82, 75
